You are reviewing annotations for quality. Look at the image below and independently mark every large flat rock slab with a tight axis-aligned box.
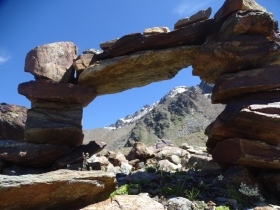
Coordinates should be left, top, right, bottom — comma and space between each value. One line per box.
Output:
78, 45, 199, 95
97, 19, 213, 60
25, 101, 83, 147
192, 35, 280, 83
25, 42, 77, 82
217, 10, 274, 41
206, 92, 280, 150
214, 0, 267, 19
0, 140, 70, 167
18, 80, 97, 108
0, 103, 27, 141
212, 138, 280, 169
81, 194, 164, 210
0, 170, 116, 210
212, 65, 280, 103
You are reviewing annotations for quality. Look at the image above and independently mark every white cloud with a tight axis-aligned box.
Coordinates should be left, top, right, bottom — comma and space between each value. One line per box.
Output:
173, 0, 212, 17
0, 49, 11, 65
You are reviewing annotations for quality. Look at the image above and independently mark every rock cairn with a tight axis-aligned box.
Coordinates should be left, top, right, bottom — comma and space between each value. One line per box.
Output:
192, 0, 280, 169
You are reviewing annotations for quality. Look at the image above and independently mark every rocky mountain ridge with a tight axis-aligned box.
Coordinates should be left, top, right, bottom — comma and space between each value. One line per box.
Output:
83, 82, 225, 150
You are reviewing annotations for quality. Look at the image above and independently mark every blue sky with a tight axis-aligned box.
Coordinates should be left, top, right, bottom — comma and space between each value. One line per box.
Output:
0, 0, 279, 129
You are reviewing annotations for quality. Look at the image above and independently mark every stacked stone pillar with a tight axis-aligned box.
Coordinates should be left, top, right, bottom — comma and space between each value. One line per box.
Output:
192, 0, 280, 169
14, 42, 97, 167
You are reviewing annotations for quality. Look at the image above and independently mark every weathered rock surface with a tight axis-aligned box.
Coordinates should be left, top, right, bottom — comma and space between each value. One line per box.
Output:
24, 101, 83, 147
0, 103, 27, 141
0, 170, 116, 210
51, 140, 107, 170
214, 0, 267, 19
0, 140, 70, 167
97, 19, 214, 60
143, 27, 170, 35
78, 45, 199, 95
127, 142, 155, 161
73, 53, 94, 71
18, 79, 97, 107
81, 194, 164, 210
212, 138, 280, 169
192, 35, 280, 83
212, 65, 280, 103
207, 95, 280, 150
217, 10, 274, 41
100, 38, 119, 50
174, 7, 212, 30
25, 42, 77, 82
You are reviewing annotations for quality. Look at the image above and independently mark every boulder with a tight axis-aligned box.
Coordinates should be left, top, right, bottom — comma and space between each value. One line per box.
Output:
73, 53, 94, 71
214, 0, 267, 19
217, 10, 274, 41
157, 146, 189, 158
100, 38, 119, 50
127, 142, 155, 161
0, 140, 70, 167
207, 97, 280, 150
211, 139, 280, 169
174, 7, 212, 30
81, 194, 164, 210
24, 42, 77, 82
18, 80, 97, 107
0, 169, 116, 210
97, 19, 214, 60
157, 159, 181, 171
113, 153, 127, 166
78, 45, 199, 95
143, 27, 170, 35
212, 65, 280, 104
24, 101, 83, 147
51, 140, 107, 170
192, 35, 280, 83
0, 103, 27, 141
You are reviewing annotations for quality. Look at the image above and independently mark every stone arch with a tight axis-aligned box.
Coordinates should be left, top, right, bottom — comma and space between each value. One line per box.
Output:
17, 0, 280, 169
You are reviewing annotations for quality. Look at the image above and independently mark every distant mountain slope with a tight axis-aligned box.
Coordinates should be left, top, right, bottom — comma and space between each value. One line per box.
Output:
83, 82, 224, 150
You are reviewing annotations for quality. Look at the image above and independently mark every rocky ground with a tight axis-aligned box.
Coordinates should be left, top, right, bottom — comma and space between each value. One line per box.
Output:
73, 141, 280, 210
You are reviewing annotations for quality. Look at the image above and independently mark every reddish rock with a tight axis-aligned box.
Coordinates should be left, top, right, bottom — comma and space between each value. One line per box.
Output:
98, 19, 214, 60
18, 80, 97, 108
212, 65, 280, 104
127, 142, 155, 161
0, 103, 27, 141
81, 194, 164, 210
24, 101, 83, 147
0, 170, 117, 210
192, 35, 280, 83
113, 153, 127, 166
218, 10, 274, 41
214, 0, 267, 19
73, 53, 94, 72
212, 138, 280, 169
51, 140, 107, 170
0, 140, 71, 167
207, 90, 280, 150
99, 38, 119, 51
174, 7, 212, 30
25, 42, 77, 82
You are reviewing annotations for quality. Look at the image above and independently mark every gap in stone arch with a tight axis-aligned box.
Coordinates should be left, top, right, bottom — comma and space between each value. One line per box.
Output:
82, 66, 200, 130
